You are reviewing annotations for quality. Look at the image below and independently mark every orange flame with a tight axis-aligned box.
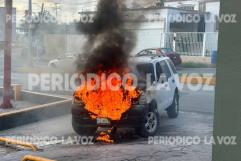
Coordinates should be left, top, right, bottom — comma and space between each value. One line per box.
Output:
74, 70, 140, 121
74, 69, 140, 143
96, 131, 114, 143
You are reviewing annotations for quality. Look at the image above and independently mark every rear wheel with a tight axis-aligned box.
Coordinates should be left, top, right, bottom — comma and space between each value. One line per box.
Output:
137, 102, 160, 137
50, 63, 57, 68
72, 117, 97, 136
167, 92, 179, 118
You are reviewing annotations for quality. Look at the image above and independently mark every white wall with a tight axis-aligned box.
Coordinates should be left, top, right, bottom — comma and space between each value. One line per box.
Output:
205, 2, 220, 32
165, 0, 220, 14
206, 2, 220, 15
123, 9, 167, 54
164, 1, 199, 10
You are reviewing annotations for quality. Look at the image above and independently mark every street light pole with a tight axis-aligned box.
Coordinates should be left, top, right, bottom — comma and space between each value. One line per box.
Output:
0, 0, 13, 109
29, 0, 32, 16
54, 3, 61, 19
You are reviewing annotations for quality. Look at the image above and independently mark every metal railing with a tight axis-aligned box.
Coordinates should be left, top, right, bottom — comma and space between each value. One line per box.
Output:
161, 32, 219, 57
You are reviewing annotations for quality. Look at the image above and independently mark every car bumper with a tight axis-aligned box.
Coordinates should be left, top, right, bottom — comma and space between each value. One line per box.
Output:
71, 103, 148, 128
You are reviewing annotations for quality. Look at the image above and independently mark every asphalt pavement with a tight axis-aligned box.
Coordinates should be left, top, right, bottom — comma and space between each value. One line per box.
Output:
0, 87, 215, 161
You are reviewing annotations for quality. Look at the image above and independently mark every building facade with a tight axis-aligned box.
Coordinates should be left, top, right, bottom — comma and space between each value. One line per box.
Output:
164, 0, 220, 31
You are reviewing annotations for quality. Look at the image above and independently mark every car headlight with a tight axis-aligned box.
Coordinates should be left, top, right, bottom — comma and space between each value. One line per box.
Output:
72, 96, 84, 105
138, 93, 147, 105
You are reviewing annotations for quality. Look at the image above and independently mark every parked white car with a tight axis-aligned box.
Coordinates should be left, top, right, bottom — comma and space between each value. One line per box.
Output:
130, 54, 180, 118
48, 55, 76, 70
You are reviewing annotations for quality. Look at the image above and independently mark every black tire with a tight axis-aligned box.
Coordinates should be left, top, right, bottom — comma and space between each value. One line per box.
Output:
137, 102, 160, 137
167, 92, 179, 118
72, 117, 97, 136
50, 63, 57, 68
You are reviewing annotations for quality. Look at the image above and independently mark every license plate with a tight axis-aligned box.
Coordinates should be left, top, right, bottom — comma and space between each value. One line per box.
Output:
97, 118, 111, 125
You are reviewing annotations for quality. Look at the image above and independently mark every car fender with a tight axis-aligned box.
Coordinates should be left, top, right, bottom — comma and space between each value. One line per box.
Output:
48, 59, 59, 67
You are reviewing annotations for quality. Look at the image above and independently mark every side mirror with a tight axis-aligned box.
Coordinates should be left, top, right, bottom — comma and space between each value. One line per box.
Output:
159, 74, 168, 84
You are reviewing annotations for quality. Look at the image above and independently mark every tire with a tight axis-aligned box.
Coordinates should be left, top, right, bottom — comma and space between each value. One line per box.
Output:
72, 117, 97, 136
137, 102, 160, 137
167, 92, 179, 118
50, 63, 57, 68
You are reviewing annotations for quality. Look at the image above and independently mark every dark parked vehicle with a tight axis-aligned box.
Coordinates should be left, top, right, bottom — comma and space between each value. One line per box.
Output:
136, 48, 182, 66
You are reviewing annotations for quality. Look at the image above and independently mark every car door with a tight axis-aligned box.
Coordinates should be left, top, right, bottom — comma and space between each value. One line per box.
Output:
160, 60, 176, 107
154, 61, 170, 111
166, 59, 180, 87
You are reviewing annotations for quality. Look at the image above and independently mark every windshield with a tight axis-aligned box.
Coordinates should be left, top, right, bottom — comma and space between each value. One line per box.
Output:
137, 49, 161, 56
161, 48, 173, 53
130, 63, 155, 84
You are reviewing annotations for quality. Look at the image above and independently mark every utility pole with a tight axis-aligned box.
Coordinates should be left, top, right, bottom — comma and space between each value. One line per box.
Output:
54, 3, 61, 19
28, 0, 33, 66
0, 0, 13, 109
29, 0, 32, 16
41, 3, 44, 15
39, 3, 44, 21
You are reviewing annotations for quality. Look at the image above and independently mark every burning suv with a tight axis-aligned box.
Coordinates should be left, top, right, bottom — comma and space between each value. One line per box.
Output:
72, 55, 180, 138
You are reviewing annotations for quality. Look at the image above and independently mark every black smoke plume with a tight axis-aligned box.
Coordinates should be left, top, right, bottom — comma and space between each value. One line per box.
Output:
76, 0, 136, 73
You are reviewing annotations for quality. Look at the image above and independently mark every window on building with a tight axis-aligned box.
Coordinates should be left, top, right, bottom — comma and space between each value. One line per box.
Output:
178, 5, 195, 11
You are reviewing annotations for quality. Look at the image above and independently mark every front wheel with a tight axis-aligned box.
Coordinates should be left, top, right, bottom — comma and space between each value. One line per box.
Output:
167, 92, 179, 118
137, 103, 160, 137
72, 117, 97, 136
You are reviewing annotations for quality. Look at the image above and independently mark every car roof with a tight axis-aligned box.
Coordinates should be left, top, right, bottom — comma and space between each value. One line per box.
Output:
137, 48, 171, 51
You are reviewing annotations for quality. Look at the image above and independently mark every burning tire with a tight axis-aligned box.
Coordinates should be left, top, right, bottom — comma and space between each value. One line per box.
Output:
137, 102, 160, 137
72, 117, 97, 136
166, 92, 179, 118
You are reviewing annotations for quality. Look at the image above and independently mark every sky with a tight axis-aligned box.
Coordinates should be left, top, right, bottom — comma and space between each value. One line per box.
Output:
0, 0, 99, 24
0, 0, 156, 25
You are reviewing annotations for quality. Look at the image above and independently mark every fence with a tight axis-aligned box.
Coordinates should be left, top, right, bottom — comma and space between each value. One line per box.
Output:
161, 32, 219, 57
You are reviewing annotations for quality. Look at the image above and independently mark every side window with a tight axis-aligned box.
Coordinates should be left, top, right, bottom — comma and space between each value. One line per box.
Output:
160, 61, 171, 79
136, 63, 155, 83
167, 59, 177, 74
155, 62, 163, 81
149, 64, 155, 83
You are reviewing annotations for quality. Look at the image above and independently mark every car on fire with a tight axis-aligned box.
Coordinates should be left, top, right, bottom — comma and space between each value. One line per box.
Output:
72, 54, 180, 137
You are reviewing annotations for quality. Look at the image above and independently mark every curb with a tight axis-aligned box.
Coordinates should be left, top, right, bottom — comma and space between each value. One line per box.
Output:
179, 76, 216, 85
22, 155, 56, 161
0, 92, 72, 131
0, 137, 38, 151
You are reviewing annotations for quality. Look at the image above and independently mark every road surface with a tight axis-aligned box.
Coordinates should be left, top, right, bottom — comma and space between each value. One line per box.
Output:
0, 87, 215, 161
